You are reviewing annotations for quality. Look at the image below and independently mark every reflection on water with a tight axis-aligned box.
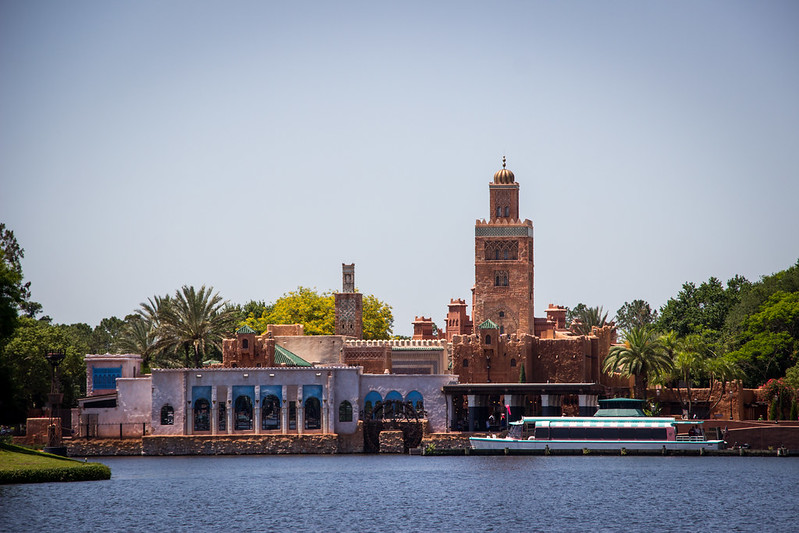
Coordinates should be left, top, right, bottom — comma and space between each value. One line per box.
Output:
1, 455, 797, 532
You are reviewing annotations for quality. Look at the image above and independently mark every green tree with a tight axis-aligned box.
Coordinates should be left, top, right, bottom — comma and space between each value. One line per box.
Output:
244, 286, 394, 339
615, 300, 657, 334
727, 291, 799, 387
657, 276, 749, 339
157, 286, 236, 368
603, 325, 673, 399
569, 305, 610, 336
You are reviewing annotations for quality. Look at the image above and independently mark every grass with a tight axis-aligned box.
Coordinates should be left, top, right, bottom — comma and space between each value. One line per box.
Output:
0, 442, 111, 484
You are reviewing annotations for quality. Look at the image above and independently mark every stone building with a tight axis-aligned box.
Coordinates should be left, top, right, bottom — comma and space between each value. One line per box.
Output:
441, 158, 625, 431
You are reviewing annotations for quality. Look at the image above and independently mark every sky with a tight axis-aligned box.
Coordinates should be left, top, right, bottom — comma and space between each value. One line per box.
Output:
2, 1, 798, 336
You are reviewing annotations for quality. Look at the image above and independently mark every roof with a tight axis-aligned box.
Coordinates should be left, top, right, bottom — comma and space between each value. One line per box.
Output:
594, 398, 647, 417
237, 325, 256, 334
478, 319, 499, 330
274, 344, 312, 367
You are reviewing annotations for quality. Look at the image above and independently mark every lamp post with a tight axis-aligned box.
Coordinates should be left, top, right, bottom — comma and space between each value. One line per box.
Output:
44, 349, 67, 456
729, 390, 734, 420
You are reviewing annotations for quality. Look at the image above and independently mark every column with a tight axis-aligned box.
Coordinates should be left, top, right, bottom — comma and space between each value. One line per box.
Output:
226, 388, 233, 434
541, 394, 562, 416
254, 385, 261, 434
324, 372, 333, 434
185, 381, 192, 435
297, 385, 304, 435
211, 386, 218, 435
578, 394, 598, 417
281, 385, 288, 435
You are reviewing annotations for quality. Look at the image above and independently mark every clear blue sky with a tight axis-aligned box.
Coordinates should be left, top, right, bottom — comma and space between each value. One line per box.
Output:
2, 1, 798, 336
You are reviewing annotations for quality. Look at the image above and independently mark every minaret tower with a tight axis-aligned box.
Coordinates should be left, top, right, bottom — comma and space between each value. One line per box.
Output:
472, 157, 535, 335
335, 263, 363, 338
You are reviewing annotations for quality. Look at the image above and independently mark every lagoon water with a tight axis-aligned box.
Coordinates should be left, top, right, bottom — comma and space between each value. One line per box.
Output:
1, 455, 797, 532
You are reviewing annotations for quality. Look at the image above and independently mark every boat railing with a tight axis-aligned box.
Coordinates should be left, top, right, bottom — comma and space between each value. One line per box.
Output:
675, 435, 706, 442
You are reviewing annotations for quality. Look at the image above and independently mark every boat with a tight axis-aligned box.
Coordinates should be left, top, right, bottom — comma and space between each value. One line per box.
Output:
469, 398, 724, 452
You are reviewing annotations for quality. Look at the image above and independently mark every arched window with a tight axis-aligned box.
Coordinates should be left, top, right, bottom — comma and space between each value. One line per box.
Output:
510, 358, 517, 367
234, 395, 253, 430
339, 401, 353, 422
500, 326, 505, 334
194, 398, 210, 431
305, 397, 321, 430
262, 394, 281, 430
485, 334, 492, 345
496, 206, 501, 217
405, 391, 424, 416
385, 391, 403, 418
463, 359, 469, 368
218, 403, 227, 431
364, 391, 382, 420
504, 206, 510, 217
495, 249, 500, 260
503, 249, 509, 260
241, 338, 249, 349
160, 404, 174, 425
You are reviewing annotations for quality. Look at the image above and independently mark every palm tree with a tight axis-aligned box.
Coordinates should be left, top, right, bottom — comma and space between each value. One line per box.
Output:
570, 306, 611, 336
117, 315, 158, 370
158, 285, 235, 368
603, 325, 673, 399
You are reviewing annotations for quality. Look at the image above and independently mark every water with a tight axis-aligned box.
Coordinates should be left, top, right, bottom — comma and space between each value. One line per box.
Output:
1, 455, 797, 532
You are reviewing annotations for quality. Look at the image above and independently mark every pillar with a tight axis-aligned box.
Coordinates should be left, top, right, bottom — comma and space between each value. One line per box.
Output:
211, 386, 218, 435
297, 385, 304, 435
281, 385, 288, 435
467, 394, 478, 432
578, 394, 598, 417
226, 388, 233, 434
254, 385, 261, 434
541, 394, 562, 417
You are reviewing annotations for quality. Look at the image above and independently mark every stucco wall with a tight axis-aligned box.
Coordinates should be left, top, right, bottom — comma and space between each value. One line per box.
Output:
274, 335, 346, 364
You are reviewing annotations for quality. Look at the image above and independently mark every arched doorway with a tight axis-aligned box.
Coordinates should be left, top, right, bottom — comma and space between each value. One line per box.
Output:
234, 395, 253, 430
262, 394, 281, 430
194, 398, 210, 432
304, 397, 321, 430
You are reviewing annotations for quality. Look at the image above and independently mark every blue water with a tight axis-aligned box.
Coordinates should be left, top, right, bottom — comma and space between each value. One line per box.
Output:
1, 455, 797, 532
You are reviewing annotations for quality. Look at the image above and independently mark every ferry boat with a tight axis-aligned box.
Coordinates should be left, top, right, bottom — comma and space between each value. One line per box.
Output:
469, 398, 724, 452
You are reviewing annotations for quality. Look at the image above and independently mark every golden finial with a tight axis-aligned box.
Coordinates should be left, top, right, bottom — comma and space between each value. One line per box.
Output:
502, 155, 506, 169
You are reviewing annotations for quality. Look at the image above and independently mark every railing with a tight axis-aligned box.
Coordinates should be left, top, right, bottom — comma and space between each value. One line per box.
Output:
676, 435, 707, 442
75, 422, 150, 439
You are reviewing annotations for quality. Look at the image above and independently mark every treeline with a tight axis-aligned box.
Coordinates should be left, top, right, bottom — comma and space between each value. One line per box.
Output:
568, 259, 799, 413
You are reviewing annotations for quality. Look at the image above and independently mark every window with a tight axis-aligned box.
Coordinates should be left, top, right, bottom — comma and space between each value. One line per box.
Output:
305, 397, 321, 429
499, 311, 505, 317
339, 401, 353, 422
494, 271, 508, 286
485, 334, 492, 345
510, 358, 517, 367
194, 398, 210, 431
241, 338, 249, 349
463, 359, 469, 368
234, 395, 253, 430
496, 206, 501, 217
500, 326, 505, 335
262, 394, 281, 430
405, 391, 424, 416
504, 206, 510, 217
160, 404, 174, 425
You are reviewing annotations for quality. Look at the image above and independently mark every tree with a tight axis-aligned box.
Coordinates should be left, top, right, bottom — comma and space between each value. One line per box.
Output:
157, 286, 236, 368
657, 276, 749, 339
603, 325, 673, 399
615, 300, 657, 334
1, 223, 28, 342
243, 286, 394, 339
569, 305, 611, 336
727, 291, 799, 387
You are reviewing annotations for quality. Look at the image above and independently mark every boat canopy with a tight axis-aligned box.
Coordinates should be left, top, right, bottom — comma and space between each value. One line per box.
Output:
522, 417, 675, 429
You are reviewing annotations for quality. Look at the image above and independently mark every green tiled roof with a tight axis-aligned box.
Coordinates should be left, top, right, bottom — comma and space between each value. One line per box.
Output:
237, 325, 256, 334
274, 344, 312, 367
478, 319, 499, 330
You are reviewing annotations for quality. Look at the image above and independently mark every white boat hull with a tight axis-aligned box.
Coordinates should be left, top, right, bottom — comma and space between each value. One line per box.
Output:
470, 437, 724, 452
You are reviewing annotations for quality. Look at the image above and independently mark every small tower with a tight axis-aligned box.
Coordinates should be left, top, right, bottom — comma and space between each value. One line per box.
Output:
335, 263, 363, 338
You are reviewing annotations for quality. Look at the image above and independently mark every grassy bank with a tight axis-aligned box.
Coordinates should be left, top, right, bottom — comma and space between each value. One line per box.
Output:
0, 442, 111, 484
